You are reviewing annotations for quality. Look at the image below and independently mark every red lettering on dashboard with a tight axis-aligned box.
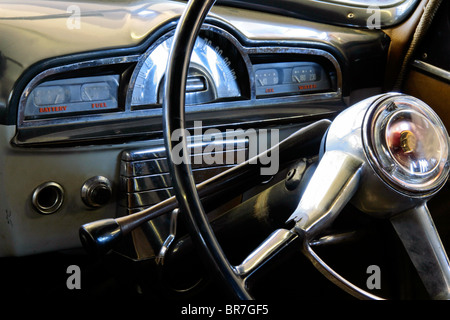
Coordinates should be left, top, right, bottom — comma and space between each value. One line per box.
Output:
298, 84, 317, 90
39, 106, 67, 113
92, 102, 107, 108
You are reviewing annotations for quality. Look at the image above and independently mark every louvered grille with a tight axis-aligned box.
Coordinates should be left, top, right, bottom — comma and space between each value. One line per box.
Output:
120, 139, 249, 213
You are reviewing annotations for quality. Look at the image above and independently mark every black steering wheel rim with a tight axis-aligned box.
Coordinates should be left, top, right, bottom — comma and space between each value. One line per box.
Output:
162, 0, 252, 299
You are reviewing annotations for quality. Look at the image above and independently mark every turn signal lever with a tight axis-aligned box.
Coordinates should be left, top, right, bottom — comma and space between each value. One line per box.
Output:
79, 119, 331, 255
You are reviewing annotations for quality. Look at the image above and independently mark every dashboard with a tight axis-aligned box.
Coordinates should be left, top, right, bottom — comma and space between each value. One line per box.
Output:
14, 23, 344, 146
0, 0, 389, 257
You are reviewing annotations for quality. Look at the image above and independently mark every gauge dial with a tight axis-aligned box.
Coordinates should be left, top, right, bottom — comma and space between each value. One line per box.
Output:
130, 32, 241, 107
292, 66, 318, 83
253, 62, 328, 97
255, 69, 279, 87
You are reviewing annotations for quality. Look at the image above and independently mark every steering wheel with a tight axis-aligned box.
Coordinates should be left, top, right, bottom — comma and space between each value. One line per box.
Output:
163, 0, 450, 300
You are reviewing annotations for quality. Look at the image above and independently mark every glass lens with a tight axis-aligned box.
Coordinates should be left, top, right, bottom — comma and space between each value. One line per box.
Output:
366, 95, 449, 194
385, 109, 442, 175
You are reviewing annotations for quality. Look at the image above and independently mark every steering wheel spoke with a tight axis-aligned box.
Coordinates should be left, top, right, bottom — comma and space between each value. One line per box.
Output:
391, 204, 450, 300
234, 229, 298, 279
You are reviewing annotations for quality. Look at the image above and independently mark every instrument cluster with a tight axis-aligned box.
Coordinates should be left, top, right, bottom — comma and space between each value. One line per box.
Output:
15, 25, 340, 146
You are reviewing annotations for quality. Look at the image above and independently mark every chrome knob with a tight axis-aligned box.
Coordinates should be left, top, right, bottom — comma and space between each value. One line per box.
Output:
81, 176, 112, 208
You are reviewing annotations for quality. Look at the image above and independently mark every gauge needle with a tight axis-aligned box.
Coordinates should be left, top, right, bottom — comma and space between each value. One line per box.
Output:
257, 78, 265, 86
55, 92, 63, 104
293, 75, 301, 83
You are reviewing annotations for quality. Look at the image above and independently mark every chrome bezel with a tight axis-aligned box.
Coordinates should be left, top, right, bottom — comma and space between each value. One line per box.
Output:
31, 181, 65, 215
362, 94, 450, 197
14, 23, 343, 146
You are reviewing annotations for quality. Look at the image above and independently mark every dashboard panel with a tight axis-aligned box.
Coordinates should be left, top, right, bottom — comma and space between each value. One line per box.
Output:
14, 23, 345, 146
253, 61, 330, 97
0, 0, 390, 257
24, 75, 120, 119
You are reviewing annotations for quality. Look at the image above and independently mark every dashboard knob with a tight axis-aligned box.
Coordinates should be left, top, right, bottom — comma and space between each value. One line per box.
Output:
81, 176, 112, 208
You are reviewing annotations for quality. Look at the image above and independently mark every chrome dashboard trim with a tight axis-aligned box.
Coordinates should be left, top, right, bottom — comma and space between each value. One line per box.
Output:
245, 46, 342, 99
120, 137, 249, 257
125, 24, 251, 109
14, 22, 344, 146
412, 60, 450, 83
17, 55, 140, 126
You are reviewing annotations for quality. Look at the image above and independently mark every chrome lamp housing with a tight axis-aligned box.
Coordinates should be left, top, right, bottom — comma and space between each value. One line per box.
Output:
363, 94, 449, 197
287, 92, 450, 299
319, 93, 450, 219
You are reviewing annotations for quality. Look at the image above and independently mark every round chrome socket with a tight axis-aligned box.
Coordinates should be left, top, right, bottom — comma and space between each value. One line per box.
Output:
32, 182, 64, 215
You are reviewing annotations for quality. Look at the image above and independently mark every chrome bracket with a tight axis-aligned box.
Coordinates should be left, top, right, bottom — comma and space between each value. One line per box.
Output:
156, 209, 179, 266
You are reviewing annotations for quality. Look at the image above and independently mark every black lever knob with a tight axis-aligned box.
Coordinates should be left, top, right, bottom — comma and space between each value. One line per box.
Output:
79, 219, 122, 255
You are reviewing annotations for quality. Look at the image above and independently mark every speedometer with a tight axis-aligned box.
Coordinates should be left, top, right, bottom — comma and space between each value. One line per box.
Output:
130, 31, 242, 107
